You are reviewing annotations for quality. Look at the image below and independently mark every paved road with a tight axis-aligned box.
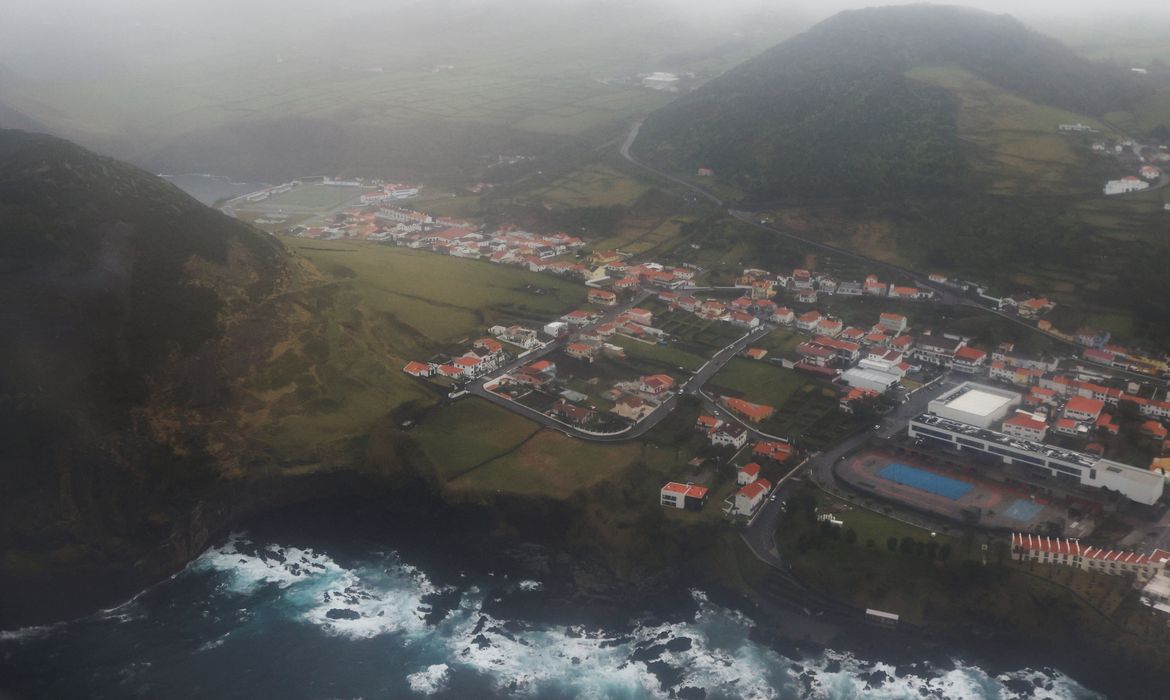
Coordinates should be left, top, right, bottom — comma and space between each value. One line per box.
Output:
462, 303, 773, 442
737, 372, 957, 570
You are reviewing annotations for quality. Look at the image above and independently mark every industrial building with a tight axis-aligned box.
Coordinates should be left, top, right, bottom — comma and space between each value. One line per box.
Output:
840, 367, 901, 393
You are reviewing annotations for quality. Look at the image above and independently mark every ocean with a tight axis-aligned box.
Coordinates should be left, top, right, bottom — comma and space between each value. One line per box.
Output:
0, 504, 1105, 700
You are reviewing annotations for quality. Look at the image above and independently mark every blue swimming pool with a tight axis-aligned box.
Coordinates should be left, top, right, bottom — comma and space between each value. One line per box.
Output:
878, 463, 973, 500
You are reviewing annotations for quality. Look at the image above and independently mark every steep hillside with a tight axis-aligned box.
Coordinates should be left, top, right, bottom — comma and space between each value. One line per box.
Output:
0, 130, 312, 624
636, 4, 1145, 202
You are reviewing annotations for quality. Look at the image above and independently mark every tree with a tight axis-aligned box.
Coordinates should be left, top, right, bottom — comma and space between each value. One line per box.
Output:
887, 537, 899, 552
845, 528, 858, 545
938, 543, 952, 561
900, 536, 917, 555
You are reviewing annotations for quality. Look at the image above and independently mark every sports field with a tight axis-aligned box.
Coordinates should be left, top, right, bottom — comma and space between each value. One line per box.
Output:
878, 463, 973, 500
840, 449, 1078, 534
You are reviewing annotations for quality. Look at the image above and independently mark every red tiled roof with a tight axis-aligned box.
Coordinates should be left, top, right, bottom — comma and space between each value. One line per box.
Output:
1004, 412, 1047, 432
738, 478, 773, 501
740, 462, 761, 478
1065, 395, 1105, 417
954, 346, 987, 362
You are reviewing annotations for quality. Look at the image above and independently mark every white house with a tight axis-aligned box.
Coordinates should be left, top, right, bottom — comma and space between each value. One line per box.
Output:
734, 478, 772, 516
710, 424, 748, 450
737, 462, 761, 486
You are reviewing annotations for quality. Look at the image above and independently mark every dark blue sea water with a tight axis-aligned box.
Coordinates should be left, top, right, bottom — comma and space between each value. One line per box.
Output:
0, 508, 1104, 700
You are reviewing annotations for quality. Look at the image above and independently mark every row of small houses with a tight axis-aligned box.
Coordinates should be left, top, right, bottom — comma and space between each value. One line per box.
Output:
402, 336, 510, 381
739, 268, 936, 304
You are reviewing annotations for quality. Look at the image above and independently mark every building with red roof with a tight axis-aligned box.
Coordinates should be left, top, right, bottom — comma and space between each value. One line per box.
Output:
587, 289, 618, 306
735, 478, 773, 515
402, 361, 435, 377
1002, 411, 1049, 442
952, 346, 988, 374
737, 462, 761, 486
1065, 395, 1106, 422
722, 397, 775, 423
639, 374, 676, 395
1011, 533, 1170, 581
753, 440, 793, 462
660, 482, 710, 510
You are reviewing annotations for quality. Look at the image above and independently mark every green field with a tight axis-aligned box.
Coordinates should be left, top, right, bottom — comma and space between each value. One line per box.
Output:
610, 336, 707, 372
447, 430, 642, 498
263, 185, 363, 209
906, 64, 1110, 195
708, 357, 808, 409
707, 358, 861, 447
412, 399, 541, 479
284, 239, 586, 352
533, 164, 651, 208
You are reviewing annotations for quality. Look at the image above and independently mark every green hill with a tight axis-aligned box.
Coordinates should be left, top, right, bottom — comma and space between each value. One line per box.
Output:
636, 4, 1145, 202
0, 129, 300, 623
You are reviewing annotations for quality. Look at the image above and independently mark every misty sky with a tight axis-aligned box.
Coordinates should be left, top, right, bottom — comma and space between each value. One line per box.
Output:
1, 0, 1168, 82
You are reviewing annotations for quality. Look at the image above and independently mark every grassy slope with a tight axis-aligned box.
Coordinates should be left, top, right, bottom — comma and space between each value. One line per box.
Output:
285, 239, 587, 352
905, 64, 1110, 195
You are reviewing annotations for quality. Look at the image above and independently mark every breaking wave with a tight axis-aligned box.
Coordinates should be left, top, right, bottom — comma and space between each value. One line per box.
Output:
179, 534, 1102, 700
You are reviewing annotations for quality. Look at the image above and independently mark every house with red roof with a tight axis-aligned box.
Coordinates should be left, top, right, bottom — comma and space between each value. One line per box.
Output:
737, 462, 762, 486
745, 348, 768, 360
626, 308, 653, 326
550, 400, 599, 427
951, 346, 988, 374
1142, 421, 1169, 441
753, 440, 793, 462
839, 386, 879, 413
734, 478, 773, 515
710, 424, 748, 449
879, 313, 908, 334
588, 289, 618, 306
1003, 411, 1049, 442
772, 307, 795, 325
795, 310, 822, 332
402, 361, 435, 377
696, 414, 724, 433
728, 310, 760, 329
566, 342, 598, 362
661, 482, 710, 510
1065, 396, 1106, 422
613, 395, 654, 421
1011, 533, 1170, 581
817, 318, 844, 338
474, 337, 505, 355
437, 364, 465, 380
640, 374, 676, 395
721, 397, 775, 423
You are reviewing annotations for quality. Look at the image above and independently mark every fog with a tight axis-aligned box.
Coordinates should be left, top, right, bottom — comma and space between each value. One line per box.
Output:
1, 0, 1167, 75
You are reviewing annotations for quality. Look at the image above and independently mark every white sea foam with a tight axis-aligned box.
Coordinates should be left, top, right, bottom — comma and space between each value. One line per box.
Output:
187, 537, 1103, 700
407, 664, 451, 695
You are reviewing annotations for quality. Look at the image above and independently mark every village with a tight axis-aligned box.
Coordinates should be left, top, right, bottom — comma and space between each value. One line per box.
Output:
236, 172, 1170, 618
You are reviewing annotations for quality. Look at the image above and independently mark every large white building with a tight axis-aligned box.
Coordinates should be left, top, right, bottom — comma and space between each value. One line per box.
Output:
909, 413, 1164, 505
928, 382, 1021, 429
1104, 177, 1150, 195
